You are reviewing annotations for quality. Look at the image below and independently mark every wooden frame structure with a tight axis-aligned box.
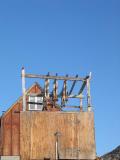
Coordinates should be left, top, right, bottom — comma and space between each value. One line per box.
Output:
21, 68, 92, 112
0, 69, 96, 160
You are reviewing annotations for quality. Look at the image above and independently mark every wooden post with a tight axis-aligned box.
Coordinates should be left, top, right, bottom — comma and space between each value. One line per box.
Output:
87, 72, 92, 111
55, 132, 61, 160
45, 73, 50, 99
62, 80, 67, 106
79, 94, 83, 111
55, 140, 58, 160
53, 73, 58, 106
54, 132, 58, 160
45, 78, 50, 99
22, 67, 26, 111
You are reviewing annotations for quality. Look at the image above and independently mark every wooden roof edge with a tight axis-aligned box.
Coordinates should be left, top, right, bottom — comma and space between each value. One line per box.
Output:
2, 82, 43, 118
34, 82, 44, 93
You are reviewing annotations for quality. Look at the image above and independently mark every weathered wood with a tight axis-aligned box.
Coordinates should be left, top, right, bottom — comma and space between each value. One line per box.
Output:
0, 83, 42, 157
2, 112, 12, 155
45, 78, 50, 98
25, 74, 88, 81
21, 67, 26, 112
20, 112, 31, 160
11, 104, 20, 155
53, 74, 58, 100
20, 111, 96, 160
62, 80, 67, 104
87, 72, 92, 108
22, 70, 92, 110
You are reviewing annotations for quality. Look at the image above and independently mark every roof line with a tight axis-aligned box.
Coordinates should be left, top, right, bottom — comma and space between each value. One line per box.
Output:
2, 82, 42, 118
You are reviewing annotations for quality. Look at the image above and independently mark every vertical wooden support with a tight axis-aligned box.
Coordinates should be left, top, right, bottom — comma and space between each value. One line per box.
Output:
22, 67, 26, 111
79, 94, 83, 111
53, 79, 58, 99
45, 78, 50, 99
55, 140, 58, 160
87, 72, 92, 111
55, 132, 61, 160
63, 80, 66, 100
62, 80, 67, 106
53, 74, 58, 106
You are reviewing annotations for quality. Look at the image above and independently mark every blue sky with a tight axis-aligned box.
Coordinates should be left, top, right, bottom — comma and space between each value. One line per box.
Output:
0, 0, 120, 156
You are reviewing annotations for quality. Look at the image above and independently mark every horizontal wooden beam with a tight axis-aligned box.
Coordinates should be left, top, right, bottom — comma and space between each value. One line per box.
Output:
68, 94, 84, 98
24, 73, 89, 81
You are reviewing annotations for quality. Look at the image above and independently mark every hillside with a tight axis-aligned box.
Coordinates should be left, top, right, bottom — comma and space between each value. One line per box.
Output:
101, 146, 120, 160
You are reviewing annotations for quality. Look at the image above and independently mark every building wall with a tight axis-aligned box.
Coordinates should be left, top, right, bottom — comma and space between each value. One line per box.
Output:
20, 111, 96, 160
0, 84, 42, 156
0, 83, 96, 159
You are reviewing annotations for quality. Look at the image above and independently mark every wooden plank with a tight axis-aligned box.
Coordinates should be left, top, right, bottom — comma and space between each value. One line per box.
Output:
2, 103, 21, 156
30, 112, 56, 159
53, 75, 58, 100
21, 67, 26, 112
2, 112, 12, 155
57, 113, 77, 159
76, 112, 96, 159
25, 74, 87, 81
20, 111, 96, 160
11, 104, 20, 155
1, 83, 42, 157
20, 112, 31, 160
